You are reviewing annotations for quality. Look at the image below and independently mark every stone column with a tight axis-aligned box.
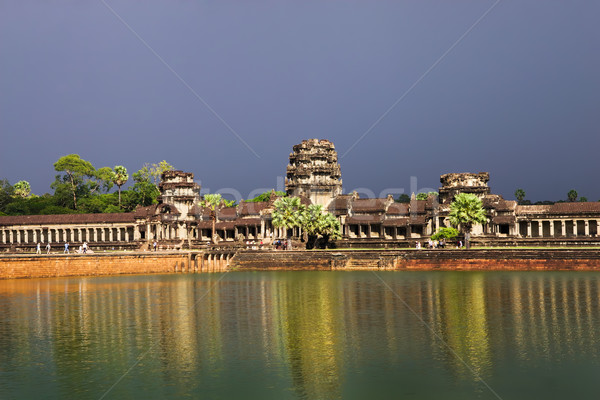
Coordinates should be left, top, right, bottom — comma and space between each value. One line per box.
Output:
100, 228, 105, 242
33, 229, 38, 244
527, 222, 531, 237
134, 225, 140, 241
117, 227, 122, 242
550, 221, 555, 237
16, 229, 21, 244
561, 220, 566, 236
260, 220, 265, 239
585, 221, 590, 236
1, 229, 5, 244
572, 220, 577, 236
40, 229, 45, 243
125, 228, 129, 242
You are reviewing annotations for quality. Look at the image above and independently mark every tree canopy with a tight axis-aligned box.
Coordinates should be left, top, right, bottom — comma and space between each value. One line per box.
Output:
448, 193, 487, 249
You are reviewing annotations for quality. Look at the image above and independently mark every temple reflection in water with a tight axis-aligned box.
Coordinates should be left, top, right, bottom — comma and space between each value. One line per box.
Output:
1, 271, 600, 399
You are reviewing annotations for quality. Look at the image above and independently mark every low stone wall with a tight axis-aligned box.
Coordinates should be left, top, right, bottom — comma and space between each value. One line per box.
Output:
231, 249, 600, 271
0, 252, 193, 280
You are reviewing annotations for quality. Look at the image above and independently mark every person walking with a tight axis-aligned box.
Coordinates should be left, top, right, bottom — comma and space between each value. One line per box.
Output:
46, 243, 51, 254
64, 242, 69, 254
82, 242, 88, 254
36, 243, 41, 254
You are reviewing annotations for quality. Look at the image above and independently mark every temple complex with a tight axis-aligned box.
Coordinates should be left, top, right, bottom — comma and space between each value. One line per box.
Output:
1, 139, 599, 251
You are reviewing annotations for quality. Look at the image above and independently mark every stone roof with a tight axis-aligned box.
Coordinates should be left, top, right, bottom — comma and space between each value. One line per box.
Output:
382, 217, 409, 227
517, 202, 600, 216
346, 215, 384, 224
352, 198, 387, 213
239, 201, 269, 216
217, 207, 238, 220
0, 213, 135, 226
386, 203, 409, 215
492, 215, 516, 224
329, 195, 352, 213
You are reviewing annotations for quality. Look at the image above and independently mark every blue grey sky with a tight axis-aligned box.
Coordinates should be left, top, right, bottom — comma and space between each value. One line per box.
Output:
1, 1, 599, 202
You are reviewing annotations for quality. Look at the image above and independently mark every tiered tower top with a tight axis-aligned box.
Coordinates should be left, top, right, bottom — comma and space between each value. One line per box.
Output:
285, 139, 342, 207
438, 172, 490, 204
158, 170, 201, 219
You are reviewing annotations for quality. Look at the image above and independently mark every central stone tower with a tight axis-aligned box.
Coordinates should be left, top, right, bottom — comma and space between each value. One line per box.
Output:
285, 139, 342, 208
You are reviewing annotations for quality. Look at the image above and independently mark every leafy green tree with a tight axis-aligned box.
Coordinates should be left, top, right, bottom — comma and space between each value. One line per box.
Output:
52, 154, 106, 209
396, 194, 410, 203
416, 192, 428, 201
431, 227, 459, 241
199, 194, 234, 243
448, 193, 487, 249
579, 196, 588, 202
13, 180, 31, 198
567, 189, 578, 202
247, 190, 286, 202
0, 179, 15, 213
112, 166, 129, 207
416, 192, 438, 201
147, 160, 174, 186
132, 166, 160, 206
514, 188, 526, 204
272, 197, 306, 249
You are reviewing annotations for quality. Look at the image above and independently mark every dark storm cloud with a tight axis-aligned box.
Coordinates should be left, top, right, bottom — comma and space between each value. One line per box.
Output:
1, 0, 598, 202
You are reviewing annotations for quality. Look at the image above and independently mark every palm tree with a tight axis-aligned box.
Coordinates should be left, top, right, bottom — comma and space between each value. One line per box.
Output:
514, 188, 526, 204
567, 189, 578, 202
272, 197, 305, 249
448, 193, 487, 249
297, 204, 342, 249
112, 166, 128, 208
200, 193, 227, 244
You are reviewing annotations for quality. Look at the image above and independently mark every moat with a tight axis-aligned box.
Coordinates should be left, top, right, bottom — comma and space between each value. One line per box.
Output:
1, 270, 600, 399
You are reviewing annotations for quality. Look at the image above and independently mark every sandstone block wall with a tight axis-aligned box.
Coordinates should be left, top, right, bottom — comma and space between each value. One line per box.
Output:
0, 253, 192, 280
231, 249, 600, 271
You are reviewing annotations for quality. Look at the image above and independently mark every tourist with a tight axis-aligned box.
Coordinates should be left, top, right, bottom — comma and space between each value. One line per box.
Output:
64, 242, 69, 254
46, 243, 51, 254
36, 243, 41, 254
83, 242, 88, 254
153, 240, 157, 251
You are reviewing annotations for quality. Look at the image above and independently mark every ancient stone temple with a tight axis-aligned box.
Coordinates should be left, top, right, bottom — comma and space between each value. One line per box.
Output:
1, 139, 600, 252
285, 139, 342, 208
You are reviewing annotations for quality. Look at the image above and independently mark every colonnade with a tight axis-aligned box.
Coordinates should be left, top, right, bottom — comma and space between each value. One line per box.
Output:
518, 219, 600, 238
0, 225, 137, 244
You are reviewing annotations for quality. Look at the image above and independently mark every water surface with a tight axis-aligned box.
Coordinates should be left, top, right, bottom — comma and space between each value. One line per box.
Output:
1, 271, 600, 399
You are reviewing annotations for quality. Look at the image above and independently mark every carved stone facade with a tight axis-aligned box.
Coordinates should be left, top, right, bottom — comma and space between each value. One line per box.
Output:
285, 139, 342, 208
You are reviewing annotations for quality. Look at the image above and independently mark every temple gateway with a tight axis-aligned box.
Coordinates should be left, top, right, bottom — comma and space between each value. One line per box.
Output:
1, 139, 599, 251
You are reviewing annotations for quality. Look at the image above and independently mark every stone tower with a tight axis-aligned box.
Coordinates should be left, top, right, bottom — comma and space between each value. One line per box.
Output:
158, 170, 201, 220
285, 139, 342, 207
438, 172, 490, 204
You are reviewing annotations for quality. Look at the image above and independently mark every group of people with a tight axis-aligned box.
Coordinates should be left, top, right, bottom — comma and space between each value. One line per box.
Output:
415, 239, 463, 249
35, 242, 89, 254
273, 240, 288, 250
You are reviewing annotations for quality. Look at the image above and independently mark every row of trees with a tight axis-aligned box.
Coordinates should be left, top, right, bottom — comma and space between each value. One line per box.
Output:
0, 155, 174, 216
272, 197, 340, 249
514, 188, 592, 205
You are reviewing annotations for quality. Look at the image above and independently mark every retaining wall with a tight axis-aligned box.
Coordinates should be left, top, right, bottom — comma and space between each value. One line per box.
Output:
0, 252, 193, 280
231, 249, 600, 271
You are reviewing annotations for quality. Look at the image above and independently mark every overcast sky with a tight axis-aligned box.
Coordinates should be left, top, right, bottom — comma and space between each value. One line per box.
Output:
1, 1, 599, 202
